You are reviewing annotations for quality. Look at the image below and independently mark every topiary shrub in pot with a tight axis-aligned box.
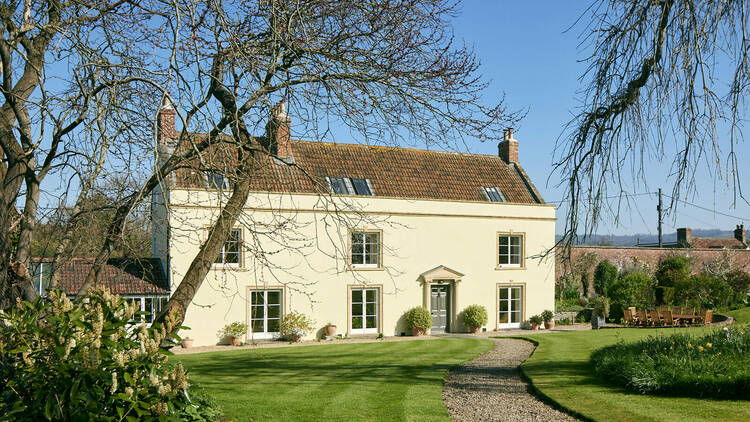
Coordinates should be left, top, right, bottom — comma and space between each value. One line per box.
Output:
462, 304, 488, 333
280, 311, 314, 342
591, 296, 610, 329
221, 321, 248, 346
404, 306, 432, 336
529, 314, 543, 330
541, 309, 555, 329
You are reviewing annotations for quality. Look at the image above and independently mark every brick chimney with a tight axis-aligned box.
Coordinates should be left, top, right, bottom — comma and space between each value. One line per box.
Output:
498, 127, 518, 164
156, 96, 176, 158
677, 227, 692, 247
266, 100, 292, 159
734, 224, 746, 244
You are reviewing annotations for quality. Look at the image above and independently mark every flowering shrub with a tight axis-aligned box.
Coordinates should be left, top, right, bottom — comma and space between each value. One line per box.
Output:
0, 289, 220, 421
591, 325, 750, 399
280, 311, 314, 342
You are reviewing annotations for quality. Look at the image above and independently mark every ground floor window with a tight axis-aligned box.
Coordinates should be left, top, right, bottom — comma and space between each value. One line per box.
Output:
351, 288, 379, 334
125, 295, 169, 324
498, 285, 523, 328
250, 289, 282, 339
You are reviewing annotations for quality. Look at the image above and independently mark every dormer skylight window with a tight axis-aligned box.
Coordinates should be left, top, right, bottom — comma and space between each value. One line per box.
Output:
482, 186, 505, 202
326, 177, 374, 196
205, 171, 229, 190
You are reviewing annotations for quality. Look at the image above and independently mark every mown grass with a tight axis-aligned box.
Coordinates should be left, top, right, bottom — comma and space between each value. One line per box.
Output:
174, 338, 493, 421
727, 306, 750, 324
515, 318, 750, 422
591, 326, 750, 399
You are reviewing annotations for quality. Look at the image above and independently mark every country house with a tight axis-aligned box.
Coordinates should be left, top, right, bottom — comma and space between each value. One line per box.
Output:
151, 102, 556, 345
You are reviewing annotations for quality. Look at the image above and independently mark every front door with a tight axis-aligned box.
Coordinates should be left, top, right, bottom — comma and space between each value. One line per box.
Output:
430, 285, 450, 333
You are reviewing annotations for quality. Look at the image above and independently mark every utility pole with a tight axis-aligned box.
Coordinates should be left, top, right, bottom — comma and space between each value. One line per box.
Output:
657, 188, 663, 247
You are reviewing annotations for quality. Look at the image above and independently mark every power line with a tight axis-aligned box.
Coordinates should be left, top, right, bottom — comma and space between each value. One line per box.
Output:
663, 194, 750, 222
549, 191, 656, 204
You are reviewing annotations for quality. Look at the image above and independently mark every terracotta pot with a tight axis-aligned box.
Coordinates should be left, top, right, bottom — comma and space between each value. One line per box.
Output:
324, 325, 337, 336
468, 326, 481, 334
530, 322, 539, 331
286, 334, 302, 343
544, 321, 555, 330
229, 336, 242, 346
411, 327, 425, 336
181, 338, 194, 349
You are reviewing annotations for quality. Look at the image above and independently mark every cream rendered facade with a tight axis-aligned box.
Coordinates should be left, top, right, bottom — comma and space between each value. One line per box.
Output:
159, 187, 555, 346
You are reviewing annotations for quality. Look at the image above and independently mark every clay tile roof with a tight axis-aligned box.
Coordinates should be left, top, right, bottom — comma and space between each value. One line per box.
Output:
32, 258, 169, 295
175, 139, 544, 204
690, 237, 747, 249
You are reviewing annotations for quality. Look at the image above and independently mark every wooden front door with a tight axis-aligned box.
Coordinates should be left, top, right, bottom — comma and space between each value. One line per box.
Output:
430, 285, 450, 333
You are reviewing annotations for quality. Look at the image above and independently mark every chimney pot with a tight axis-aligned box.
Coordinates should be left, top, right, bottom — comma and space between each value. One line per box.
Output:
734, 224, 746, 244
498, 127, 518, 164
677, 227, 692, 247
266, 100, 292, 159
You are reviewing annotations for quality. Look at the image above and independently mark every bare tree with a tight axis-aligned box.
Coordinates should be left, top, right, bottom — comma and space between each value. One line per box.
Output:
1, 1, 516, 332
554, 0, 750, 243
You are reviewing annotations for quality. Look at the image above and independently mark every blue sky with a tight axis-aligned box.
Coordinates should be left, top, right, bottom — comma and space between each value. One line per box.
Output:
450, 2, 750, 236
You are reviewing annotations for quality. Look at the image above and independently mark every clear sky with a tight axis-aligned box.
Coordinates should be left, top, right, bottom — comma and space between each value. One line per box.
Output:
450, 1, 750, 237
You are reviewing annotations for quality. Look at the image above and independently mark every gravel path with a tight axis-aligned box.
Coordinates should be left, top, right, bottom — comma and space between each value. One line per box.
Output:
443, 338, 579, 422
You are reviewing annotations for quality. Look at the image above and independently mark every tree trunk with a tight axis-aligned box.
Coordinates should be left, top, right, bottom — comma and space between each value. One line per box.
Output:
154, 147, 256, 330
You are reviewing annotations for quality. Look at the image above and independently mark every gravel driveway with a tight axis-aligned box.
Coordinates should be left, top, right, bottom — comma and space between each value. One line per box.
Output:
443, 338, 579, 422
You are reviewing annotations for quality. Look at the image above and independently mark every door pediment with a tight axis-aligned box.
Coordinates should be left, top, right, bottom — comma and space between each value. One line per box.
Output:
419, 265, 464, 283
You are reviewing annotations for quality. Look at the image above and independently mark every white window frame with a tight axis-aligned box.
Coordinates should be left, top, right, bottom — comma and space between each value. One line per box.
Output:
124, 295, 170, 325
249, 289, 283, 340
214, 228, 242, 267
29, 261, 52, 295
350, 231, 381, 268
497, 286, 523, 329
351, 288, 379, 334
498, 234, 523, 268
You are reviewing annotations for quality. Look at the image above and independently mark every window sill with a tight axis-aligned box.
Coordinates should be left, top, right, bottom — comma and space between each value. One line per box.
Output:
349, 265, 384, 271
495, 265, 525, 270
211, 264, 244, 270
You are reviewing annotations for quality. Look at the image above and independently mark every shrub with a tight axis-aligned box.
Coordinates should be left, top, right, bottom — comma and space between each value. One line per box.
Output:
541, 309, 554, 322
529, 314, 543, 325
591, 326, 750, 399
555, 299, 584, 312
556, 274, 580, 300
592, 296, 609, 319
280, 311, 314, 342
608, 272, 655, 321
404, 306, 432, 331
576, 297, 589, 307
221, 321, 248, 338
0, 289, 220, 421
594, 260, 618, 296
655, 255, 691, 286
673, 274, 733, 309
725, 270, 750, 305
462, 305, 488, 331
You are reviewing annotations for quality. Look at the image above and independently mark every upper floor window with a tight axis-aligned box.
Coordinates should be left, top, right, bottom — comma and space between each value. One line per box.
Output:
205, 171, 229, 190
351, 231, 381, 268
215, 228, 242, 266
483, 186, 505, 202
498, 234, 523, 268
29, 261, 52, 295
327, 177, 374, 196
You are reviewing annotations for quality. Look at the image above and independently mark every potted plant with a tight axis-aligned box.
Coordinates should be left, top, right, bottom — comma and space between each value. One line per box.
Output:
221, 321, 248, 346
281, 311, 314, 342
529, 314, 543, 330
541, 310, 555, 330
591, 296, 610, 330
404, 306, 432, 336
462, 304, 488, 333
324, 322, 337, 337
181, 337, 194, 349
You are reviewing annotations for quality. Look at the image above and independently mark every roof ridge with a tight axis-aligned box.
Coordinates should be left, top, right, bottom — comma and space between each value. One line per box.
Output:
291, 139, 504, 159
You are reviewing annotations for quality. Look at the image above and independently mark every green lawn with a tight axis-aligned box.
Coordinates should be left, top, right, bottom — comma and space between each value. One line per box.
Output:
516, 317, 750, 422
174, 338, 493, 421
727, 306, 750, 323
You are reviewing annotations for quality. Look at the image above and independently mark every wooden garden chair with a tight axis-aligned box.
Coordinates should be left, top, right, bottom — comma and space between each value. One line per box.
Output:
662, 310, 679, 326
704, 309, 713, 325
623, 308, 636, 326
659, 305, 670, 313
637, 309, 650, 326
650, 310, 662, 326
